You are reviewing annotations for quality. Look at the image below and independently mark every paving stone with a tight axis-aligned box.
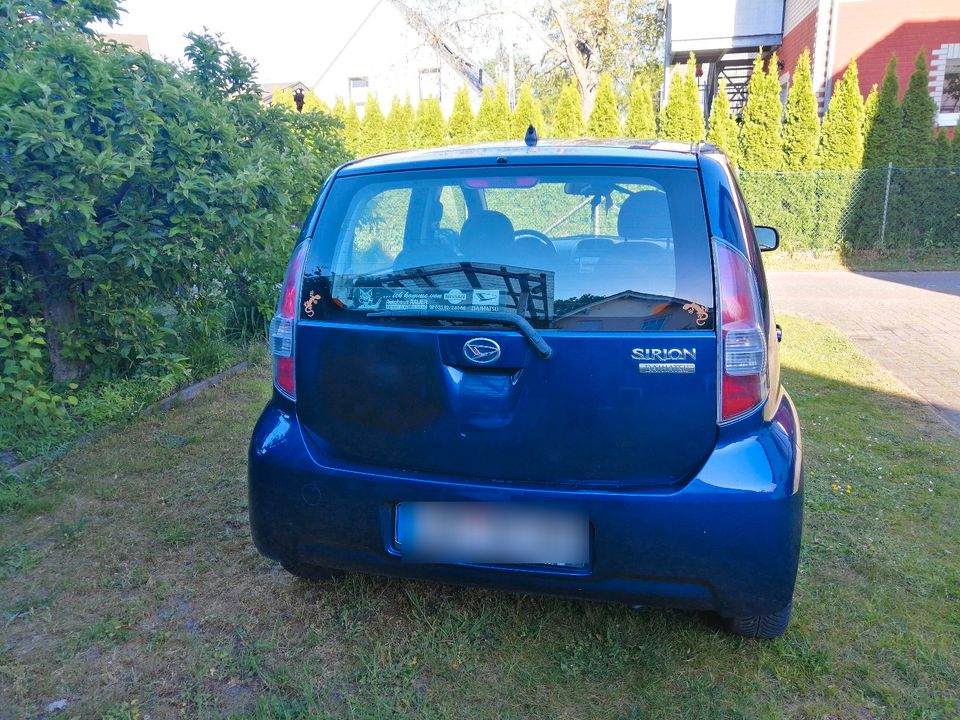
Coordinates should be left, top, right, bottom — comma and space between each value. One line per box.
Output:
767, 270, 960, 436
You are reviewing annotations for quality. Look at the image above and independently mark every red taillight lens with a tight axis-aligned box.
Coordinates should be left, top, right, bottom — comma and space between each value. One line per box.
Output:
270, 242, 308, 400
715, 240, 767, 422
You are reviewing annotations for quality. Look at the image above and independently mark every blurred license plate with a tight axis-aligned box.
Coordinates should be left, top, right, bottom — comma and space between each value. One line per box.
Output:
396, 502, 589, 566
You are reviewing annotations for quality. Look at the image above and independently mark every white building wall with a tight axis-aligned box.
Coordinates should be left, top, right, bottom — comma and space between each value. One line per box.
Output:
312, 2, 482, 116
668, 0, 784, 54
784, 0, 818, 33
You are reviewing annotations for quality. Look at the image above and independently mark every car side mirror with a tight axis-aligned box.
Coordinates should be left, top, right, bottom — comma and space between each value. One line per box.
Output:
756, 226, 779, 252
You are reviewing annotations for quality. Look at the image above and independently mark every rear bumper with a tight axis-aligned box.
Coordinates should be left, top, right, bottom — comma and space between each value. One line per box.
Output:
248, 391, 803, 618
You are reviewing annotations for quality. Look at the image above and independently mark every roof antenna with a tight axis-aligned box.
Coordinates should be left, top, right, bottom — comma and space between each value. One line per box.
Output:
524, 124, 539, 147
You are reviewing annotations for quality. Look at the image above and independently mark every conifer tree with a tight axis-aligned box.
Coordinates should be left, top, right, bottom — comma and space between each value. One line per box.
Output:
739, 51, 783, 171
385, 96, 413, 150
331, 96, 346, 120
896, 50, 937, 167
863, 83, 879, 139
415, 97, 446, 148
935, 128, 953, 166
954, 118, 960, 163
782, 50, 819, 170
658, 54, 705, 142
587, 72, 622, 137
476, 82, 511, 141
707, 79, 739, 167
447, 85, 476, 144
359, 96, 386, 156
511, 82, 546, 138
552, 80, 584, 138
819, 60, 864, 170
624, 75, 656, 139
863, 57, 901, 168
341, 100, 361, 156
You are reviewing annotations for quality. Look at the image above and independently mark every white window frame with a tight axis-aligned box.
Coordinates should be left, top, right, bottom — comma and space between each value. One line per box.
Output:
348, 76, 369, 110
930, 43, 960, 128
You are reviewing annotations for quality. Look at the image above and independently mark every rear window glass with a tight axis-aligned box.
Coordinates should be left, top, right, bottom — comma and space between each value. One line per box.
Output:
303, 166, 714, 331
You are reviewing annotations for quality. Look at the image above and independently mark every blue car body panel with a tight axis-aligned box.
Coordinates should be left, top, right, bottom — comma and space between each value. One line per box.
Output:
249, 141, 803, 619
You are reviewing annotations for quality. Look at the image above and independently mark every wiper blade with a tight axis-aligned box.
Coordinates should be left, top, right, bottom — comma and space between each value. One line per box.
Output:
368, 309, 553, 359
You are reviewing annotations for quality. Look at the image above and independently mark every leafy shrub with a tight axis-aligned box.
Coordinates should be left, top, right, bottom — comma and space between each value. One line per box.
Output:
0, 0, 346, 450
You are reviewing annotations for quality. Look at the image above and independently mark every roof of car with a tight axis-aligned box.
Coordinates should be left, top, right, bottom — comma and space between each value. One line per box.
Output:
336, 139, 719, 176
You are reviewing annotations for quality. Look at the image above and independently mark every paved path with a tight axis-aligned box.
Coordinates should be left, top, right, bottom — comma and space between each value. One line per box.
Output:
767, 271, 960, 435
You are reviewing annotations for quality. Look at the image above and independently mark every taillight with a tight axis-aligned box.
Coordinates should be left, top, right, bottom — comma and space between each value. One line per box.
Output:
270, 242, 308, 400
715, 240, 767, 422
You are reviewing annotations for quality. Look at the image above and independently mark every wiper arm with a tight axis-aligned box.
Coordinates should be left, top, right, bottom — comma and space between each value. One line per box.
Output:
368, 310, 553, 359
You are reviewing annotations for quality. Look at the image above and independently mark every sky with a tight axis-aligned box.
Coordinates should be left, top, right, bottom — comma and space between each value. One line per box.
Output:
92, 0, 534, 87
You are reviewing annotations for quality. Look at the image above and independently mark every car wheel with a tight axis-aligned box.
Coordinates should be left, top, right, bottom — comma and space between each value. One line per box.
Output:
280, 560, 346, 582
723, 601, 792, 638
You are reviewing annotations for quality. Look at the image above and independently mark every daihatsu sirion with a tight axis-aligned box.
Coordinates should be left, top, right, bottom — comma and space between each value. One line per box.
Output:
248, 140, 803, 638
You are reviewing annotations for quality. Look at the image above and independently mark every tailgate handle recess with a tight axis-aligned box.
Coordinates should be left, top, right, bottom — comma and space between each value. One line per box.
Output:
369, 310, 553, 359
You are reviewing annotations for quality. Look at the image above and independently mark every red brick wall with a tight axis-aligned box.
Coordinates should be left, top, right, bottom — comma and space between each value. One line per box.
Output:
779, 8, 818, 79
831, 0, 960, 98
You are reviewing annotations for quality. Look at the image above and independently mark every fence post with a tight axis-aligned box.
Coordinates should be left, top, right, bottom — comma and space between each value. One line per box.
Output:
879, 161, 893, 246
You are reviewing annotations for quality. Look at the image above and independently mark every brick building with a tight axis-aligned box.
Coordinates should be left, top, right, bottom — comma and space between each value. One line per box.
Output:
663, 0, 960, 129
778, 0, 960, 128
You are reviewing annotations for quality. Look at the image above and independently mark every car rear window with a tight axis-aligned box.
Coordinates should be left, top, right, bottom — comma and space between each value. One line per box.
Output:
302, 166, 715, 331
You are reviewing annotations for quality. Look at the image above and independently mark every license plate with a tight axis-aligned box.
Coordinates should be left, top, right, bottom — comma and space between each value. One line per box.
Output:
396, 502, 589, 566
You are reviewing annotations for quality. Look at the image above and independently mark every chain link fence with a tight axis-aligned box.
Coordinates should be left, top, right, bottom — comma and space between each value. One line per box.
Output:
738, 166, 960, 253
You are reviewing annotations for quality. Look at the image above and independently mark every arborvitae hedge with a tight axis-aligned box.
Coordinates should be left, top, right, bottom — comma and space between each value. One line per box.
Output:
385, 96, 413, 150
587, 72, 622, 138
624, 76, 656, 139
415, 97, 446, 149
819, 60, 864, 170
863, 83, 879, 139
552, 81, 584, 138
706, 80, 739, 167
936, 129, 953, 165
782, 50, 819, 170
863, 57, 901, 168
340, 101, 362, 156
955, 118, 960, 162
658, 54, 704, 142
359, 96, 386, 156
897, 51, 937, 168
447, 86, 475, 145
739, 52, 783, 171
476, 82, 511, 141
512, 82, 546, 139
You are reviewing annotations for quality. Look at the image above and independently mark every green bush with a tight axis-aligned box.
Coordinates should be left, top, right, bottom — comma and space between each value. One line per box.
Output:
551, 81, 584, 138
624, 76, 656, 139
739, 52, 783, 171
512, 82, 546, 139
706, 79, 739, 167
658, 54, 704, 142
0, 0, 345, 451
587, 72, 621, 138
415, 97, 446, 148
447, 86, 475, 144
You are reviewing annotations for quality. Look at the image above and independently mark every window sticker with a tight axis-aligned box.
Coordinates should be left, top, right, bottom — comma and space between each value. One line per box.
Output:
303, 290, 322, 317
352, 287, 506, 312
682, 302, 709, 326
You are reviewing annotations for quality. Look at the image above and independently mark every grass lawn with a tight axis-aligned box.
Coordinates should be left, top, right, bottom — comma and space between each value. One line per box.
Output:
763, 248, 960, 272
1, 316, 958, 719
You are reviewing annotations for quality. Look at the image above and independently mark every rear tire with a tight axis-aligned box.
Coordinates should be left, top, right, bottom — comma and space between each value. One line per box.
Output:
280, 560, 346, 582
723, 601, 792, 638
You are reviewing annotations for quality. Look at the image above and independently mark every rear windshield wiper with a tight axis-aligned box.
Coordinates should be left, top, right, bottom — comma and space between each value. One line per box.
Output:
368, 310, 553, 359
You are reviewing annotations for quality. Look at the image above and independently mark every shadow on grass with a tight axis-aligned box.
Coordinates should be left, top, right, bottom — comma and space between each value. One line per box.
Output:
0, 318, 958, 719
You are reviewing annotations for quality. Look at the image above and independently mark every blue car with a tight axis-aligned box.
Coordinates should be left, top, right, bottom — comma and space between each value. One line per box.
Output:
249, 138, 803, 638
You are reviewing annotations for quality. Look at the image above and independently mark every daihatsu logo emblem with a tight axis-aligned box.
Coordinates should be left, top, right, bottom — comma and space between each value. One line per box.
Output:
463, 337, 501, 364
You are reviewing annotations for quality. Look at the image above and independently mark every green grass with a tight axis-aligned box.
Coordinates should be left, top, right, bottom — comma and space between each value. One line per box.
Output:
763, 247, 960, 271
0, 316, 958, 718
